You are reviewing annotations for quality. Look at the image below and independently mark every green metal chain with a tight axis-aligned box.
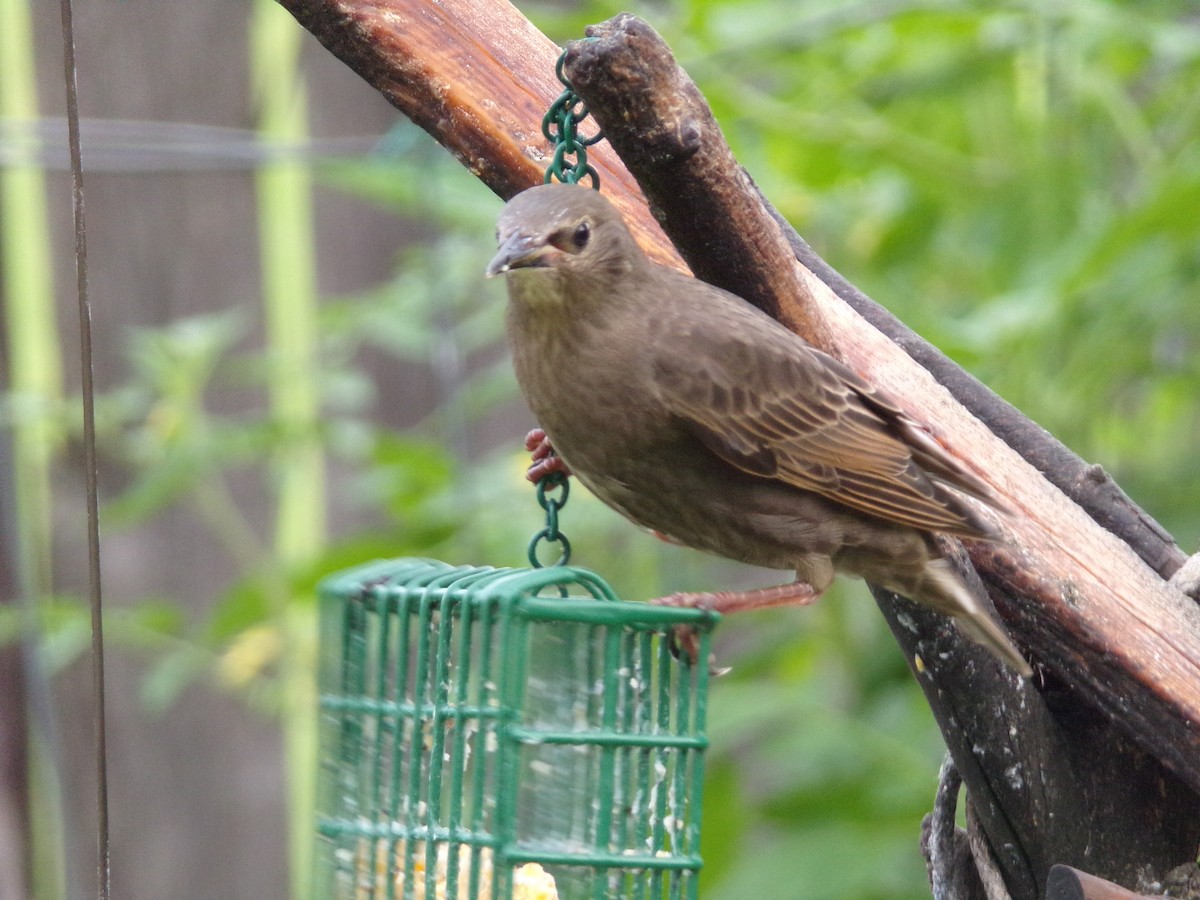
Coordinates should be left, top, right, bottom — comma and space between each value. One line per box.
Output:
526, 48, 605, 569
540, 51, 603, 190
527, 472, 572, 568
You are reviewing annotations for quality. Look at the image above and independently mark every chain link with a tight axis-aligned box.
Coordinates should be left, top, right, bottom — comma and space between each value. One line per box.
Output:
524, 49, 608, 568
540, 52, 603, 189
527, 471, 572, 568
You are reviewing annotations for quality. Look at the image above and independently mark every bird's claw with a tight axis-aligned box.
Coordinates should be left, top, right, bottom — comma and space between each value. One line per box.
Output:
527, 455, 570, 484
524, 427, 571, 484
524, 427, 550, 455
649, 591, 729, 676
664, 624, 730, 677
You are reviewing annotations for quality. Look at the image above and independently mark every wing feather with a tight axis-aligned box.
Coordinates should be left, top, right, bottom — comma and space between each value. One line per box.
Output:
651, 297, 999, 539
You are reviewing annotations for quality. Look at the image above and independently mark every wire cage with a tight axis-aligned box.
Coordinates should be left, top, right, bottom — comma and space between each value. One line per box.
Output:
316, 558, 718, 900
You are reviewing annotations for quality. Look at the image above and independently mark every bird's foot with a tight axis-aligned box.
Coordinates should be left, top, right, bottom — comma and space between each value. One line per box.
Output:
524, 427, 571, 484
650, 581, 823, 675
666, 627, 730, 677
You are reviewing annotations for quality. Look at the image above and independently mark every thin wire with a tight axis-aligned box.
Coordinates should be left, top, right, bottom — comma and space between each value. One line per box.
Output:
0, 117, 381, 171
57, 0, 109, 897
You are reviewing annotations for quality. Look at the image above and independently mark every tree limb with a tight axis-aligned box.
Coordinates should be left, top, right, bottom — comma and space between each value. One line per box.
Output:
1045, 865, 1163, 900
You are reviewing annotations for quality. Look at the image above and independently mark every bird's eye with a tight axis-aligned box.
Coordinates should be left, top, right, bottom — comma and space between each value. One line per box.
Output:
549, 221, 592, 254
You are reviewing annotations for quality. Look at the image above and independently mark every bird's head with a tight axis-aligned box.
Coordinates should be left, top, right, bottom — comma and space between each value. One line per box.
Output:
486, 183, 639, 286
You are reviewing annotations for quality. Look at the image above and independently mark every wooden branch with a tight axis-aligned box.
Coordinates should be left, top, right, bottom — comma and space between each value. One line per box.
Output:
894, 565, 1200, 894
922, 757, 988, 900
1161, 862, 1200, 898
1045, 865, 1161, 900
276, 1, 1200, 895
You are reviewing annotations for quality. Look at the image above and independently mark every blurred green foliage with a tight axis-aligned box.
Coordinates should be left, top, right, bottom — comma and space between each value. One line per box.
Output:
3, 1, 1198, 898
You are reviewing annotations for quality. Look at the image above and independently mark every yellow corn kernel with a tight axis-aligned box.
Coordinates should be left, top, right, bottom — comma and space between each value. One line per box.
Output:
382, 841, 558, 900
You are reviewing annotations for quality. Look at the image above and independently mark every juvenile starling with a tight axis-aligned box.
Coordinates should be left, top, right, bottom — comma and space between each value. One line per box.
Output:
488, 183, 1030, 677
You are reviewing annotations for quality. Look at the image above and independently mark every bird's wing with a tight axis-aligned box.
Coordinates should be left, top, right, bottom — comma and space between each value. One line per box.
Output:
651, 306, 999, 539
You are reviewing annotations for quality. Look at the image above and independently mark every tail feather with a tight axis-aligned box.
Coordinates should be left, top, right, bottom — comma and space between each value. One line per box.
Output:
918, 559, 1031, 678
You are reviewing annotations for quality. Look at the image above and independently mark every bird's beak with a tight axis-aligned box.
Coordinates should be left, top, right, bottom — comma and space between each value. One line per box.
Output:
485, 231, 558, 277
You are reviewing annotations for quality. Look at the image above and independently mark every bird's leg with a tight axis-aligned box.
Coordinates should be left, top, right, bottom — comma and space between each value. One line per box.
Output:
653, 580, 823, 614
524, 427, 572, 484
650, 581, 823, 671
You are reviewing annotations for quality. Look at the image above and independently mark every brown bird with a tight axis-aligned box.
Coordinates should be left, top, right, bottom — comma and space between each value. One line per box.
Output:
487, 183, 1030, 677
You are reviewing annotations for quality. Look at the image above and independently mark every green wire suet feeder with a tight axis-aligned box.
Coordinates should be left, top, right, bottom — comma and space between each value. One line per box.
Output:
316, 50, 716, 899
316, 558, 718, 900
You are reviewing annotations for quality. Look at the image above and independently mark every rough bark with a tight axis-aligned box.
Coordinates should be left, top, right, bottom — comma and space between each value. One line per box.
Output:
1046, 865, 1165, 900
275, 2, 1200, 896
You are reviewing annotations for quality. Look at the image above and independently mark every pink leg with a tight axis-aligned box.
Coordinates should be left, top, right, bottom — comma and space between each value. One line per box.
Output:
524, 427, 572, 484
650, 581, 823, 671
653, 581, 822, 615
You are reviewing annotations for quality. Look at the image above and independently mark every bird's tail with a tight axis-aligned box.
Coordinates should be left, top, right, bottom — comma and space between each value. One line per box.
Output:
916, 559, 1032, 678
